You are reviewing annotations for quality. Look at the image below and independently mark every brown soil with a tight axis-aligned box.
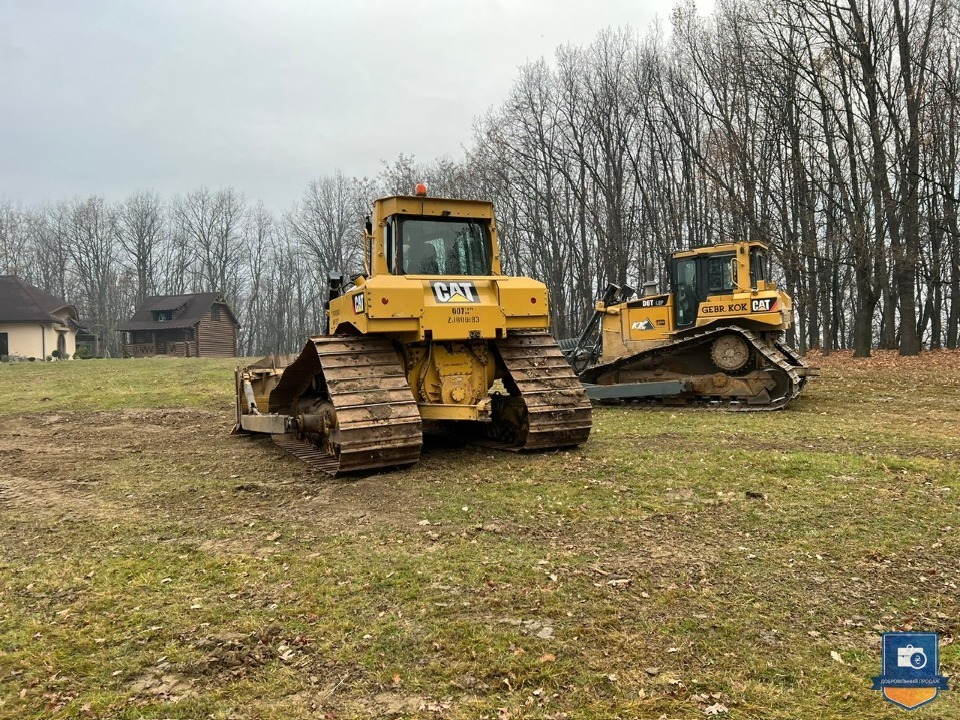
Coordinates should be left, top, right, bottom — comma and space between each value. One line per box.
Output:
0, 408, 430, 535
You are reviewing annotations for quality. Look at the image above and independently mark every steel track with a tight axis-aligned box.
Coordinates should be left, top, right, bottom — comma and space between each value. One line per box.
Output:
476, 331, 593, 450
269, 336, 423, 476
580, 325, 810, 411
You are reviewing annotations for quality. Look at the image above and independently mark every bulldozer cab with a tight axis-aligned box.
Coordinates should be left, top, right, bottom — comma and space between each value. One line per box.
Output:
671, 242, 770, 327
397, 217, 492, 276
368, 193, 503, 278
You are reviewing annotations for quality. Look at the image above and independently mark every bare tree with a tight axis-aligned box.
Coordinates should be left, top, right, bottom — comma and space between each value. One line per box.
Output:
115, 190, 164, 308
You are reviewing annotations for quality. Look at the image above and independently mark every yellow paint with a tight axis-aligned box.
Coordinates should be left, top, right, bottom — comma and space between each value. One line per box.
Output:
325, 193, 550, 416
596, 241, 795, 365
884, 687, 938, 709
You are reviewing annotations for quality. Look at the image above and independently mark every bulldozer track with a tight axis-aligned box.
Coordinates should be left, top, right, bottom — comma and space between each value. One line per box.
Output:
478, 331, 592, 450
270, 336, 422, 476
581, 325, 809, 411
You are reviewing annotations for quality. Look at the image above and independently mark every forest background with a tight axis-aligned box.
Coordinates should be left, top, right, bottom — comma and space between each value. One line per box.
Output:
2, 0, 958, 358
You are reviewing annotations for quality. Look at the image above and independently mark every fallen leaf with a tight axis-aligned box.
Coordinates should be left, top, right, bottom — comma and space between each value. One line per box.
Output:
830, 650, 845, 665
538, 653, 556, 663
704, 703, 729, 715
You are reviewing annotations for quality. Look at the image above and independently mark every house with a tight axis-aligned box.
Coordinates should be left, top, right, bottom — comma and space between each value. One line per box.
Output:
118, 293, 240, 358
0, 276, 82, 360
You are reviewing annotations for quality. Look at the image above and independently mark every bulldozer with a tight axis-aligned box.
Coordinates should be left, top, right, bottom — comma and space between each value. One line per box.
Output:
563, 241, 814, 409
234, 185, 592, 475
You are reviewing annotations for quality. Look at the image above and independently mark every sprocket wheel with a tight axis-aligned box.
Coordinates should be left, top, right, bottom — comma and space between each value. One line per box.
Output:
711, 334, 751, 373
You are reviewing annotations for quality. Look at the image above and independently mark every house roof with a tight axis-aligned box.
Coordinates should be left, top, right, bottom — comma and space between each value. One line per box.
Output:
117, 292, 240, 331
0, 275, 79, 325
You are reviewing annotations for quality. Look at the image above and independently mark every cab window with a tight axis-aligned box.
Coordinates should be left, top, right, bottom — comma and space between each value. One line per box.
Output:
750, 247, 767, 286
707, 254, 735, 292
399, 217, 491, 275
384, 221, 395, 273
673, 258, 698, 327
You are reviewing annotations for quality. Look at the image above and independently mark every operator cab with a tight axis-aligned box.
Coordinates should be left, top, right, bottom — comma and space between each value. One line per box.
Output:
371, 184, 496, 277
391, 217, 492, 276
671, 242, 770, 328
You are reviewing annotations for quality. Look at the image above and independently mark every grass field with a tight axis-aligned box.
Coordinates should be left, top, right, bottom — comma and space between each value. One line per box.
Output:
1, 352, 958, 719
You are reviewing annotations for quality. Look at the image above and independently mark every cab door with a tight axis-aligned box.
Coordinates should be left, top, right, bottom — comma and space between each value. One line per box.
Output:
672, 258, 700, 328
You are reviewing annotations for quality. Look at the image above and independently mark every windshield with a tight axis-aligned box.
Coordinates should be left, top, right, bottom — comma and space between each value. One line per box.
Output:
399, 217, 491, 275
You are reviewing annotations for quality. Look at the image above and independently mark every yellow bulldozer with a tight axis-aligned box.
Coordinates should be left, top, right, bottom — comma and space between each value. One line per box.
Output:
563, 241, 814, 409
234, 186, 592, 474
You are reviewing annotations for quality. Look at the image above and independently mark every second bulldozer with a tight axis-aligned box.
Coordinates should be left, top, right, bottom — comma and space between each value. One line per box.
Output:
234, 186, 592, 475
565, 241, 814, 409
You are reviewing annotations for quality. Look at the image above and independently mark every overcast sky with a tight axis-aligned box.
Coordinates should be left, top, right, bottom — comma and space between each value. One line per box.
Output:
1, 0, 709, 210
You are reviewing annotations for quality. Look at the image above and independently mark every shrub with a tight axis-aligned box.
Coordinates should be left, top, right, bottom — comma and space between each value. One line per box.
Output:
0, 355, 8, 363
52, 350, 62, 359
74, 345, 91, 360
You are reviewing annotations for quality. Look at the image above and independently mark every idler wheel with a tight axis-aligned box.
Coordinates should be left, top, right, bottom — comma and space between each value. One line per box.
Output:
711, 334, 751, 372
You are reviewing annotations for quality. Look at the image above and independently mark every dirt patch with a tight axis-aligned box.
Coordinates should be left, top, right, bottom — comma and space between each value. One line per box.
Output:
807, 348, 960, 371
0, 408, 432, 534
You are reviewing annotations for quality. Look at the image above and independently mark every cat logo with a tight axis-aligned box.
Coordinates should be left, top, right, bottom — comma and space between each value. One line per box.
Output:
751, 298, 777, 313
432, 281, 479, 303
353, 293, 365, 314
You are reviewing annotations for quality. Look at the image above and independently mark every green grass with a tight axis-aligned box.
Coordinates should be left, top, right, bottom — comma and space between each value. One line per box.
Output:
0, 354, 958, 718
1, 356, 238, 414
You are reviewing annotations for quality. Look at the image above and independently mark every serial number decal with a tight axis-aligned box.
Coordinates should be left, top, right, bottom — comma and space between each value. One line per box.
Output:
448, 307, 480, 324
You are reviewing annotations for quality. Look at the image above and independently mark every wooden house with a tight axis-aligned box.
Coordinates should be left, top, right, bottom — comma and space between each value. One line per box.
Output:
119, 293, 239, 358
0, 275, 83, 360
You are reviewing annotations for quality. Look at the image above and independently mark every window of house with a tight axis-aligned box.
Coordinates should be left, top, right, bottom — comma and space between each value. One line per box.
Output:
0, 332, 8, 357
212, 306, 221, 321
152, 310, 172, 322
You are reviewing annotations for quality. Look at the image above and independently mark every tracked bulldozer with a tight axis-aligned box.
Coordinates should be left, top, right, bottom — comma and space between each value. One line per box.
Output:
234, 186, 591, 475
563, 241, 814, 409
